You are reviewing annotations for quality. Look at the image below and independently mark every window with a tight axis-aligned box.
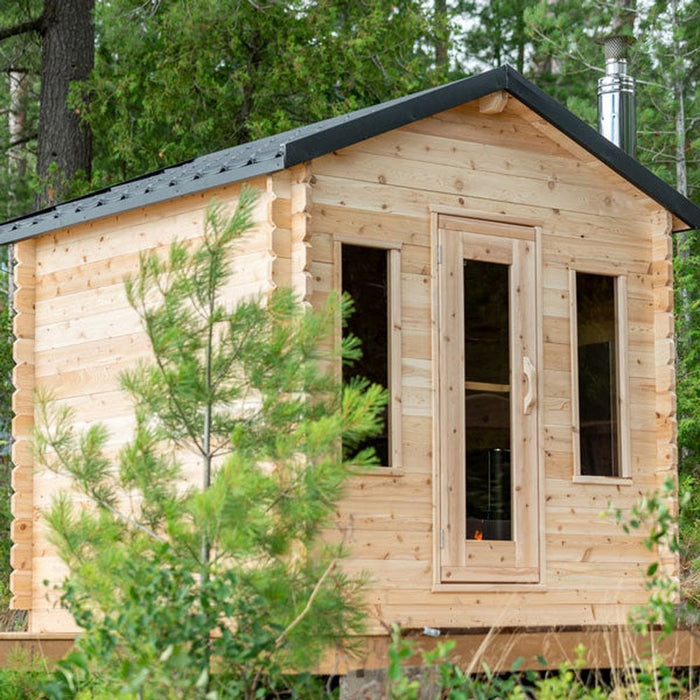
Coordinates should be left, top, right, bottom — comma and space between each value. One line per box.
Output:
571, 271, 630, 480
464, 259, 511, 541
436, 215, 539, 585
337, 240, 401, 469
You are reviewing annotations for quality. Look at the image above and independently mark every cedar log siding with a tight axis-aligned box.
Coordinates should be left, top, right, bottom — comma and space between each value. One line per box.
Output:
652, 210, 678, 585
14, 179, 279, 632
11, 93, 675, 636
310, 94, 669, 632
10, 238, 36, 611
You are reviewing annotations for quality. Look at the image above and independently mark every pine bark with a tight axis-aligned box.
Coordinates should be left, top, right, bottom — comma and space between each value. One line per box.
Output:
9, 71, 29, 178
36, 0, 94, 207
434, 0, 448, 69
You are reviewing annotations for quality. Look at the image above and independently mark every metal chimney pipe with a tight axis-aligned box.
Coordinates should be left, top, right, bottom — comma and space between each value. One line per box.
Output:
597, 36, 636, 157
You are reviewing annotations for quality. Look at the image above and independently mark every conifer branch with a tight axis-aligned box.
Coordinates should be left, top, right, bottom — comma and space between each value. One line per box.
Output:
98, 501, 167, 544
0, 14, 44, 42
274, 557, 338, 648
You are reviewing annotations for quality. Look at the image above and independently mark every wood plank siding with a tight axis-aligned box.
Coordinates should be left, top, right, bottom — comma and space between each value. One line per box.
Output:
15, 179, 276, 629
11, 93, 676, 641
309, 95, 669, 633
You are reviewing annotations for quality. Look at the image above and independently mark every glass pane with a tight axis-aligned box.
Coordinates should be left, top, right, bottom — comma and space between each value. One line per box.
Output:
464, 260, 511, 541
464, 260, 509, 385
342, 244, 389, 465
576, 273, 619, 477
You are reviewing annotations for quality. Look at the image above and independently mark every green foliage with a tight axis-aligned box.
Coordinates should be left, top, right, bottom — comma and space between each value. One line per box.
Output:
676, 231, 700, 569
0, 246, 14, 613
524, 0, 700, 197
385, 624, 425, 698
630, 655, 686, 699
384, 627, 692, 699
385, 625, 528, 699
608, 476, 683, 637
1, 0, 446, 212
525, 646, 609, 700
384, 628, 637, 699
0, 2, 42, 219
0, 647, 51, 699
456, 0, 539, 74
35, 188, 386, 698
0, 668, 48, 700
79, 0, 443, 188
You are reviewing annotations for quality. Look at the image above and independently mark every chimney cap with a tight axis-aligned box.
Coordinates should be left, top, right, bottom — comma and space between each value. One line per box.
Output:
602, 34, 633, 61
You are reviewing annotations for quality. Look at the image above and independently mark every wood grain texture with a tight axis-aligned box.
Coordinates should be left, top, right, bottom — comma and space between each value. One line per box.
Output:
306, 100, 670, 630
23, 184, 276, 631
651, 210, 678, 583
10, 238, 36, 611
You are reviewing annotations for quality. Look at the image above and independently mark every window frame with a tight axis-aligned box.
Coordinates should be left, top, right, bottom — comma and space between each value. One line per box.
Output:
434, 214, 541, 587
569, 267, 632, 484
334, 235, 403, 473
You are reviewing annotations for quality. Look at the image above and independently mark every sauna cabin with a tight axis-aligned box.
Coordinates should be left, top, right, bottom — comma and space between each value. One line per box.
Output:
3, 66, 700, 649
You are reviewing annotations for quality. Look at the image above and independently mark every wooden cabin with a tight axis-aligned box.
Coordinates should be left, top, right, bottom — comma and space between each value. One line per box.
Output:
3, 66, 700, 658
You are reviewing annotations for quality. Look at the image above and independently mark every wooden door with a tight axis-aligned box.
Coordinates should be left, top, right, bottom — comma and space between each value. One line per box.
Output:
437, 215, 539, 584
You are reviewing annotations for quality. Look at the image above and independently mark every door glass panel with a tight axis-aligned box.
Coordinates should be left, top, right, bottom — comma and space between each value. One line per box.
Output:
464, 260, 511, 541
576, 273, 619, 477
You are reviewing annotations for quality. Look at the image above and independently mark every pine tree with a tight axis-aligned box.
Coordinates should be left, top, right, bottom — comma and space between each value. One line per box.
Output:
457, 0, 539, 74
0, 0, 94, 210
36, 188, 386, 698
83, 0, 442, 186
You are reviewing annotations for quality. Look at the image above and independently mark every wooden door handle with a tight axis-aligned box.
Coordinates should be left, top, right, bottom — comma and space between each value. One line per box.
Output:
523, 356, 536, 415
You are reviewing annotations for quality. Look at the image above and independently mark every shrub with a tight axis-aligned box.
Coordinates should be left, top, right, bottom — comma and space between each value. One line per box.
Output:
36, 189, 385, 698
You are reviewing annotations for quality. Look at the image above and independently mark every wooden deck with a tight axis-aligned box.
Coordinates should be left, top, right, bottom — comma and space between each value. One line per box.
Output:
321, 627, 700, 674
1, 627, 698, 677
0, 632, 75, 666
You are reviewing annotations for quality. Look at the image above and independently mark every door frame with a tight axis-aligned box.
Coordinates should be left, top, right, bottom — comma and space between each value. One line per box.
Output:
432, 212, 544, 589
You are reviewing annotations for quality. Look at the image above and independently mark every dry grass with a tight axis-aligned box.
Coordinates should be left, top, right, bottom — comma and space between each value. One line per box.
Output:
0, 609, 26, 632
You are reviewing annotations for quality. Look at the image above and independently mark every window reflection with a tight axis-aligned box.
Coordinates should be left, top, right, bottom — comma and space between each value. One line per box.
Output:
464, 260, 511, 540
342, 244, 389, 466
576, 273, 619, 477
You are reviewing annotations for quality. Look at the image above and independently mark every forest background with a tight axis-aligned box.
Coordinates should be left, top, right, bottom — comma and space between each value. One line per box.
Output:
0, 0, 698, 616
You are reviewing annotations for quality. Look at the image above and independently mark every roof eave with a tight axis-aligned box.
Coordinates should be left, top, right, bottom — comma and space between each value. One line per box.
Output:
500, 66, 700, 232
0, 156, 286, 246
285, 64, 700, 231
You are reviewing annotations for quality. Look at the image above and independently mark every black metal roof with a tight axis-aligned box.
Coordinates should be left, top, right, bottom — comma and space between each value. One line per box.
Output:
1, 64, 699, 244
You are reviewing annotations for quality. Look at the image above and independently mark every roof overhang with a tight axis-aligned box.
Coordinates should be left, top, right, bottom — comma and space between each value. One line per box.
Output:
1, 65, 698, 244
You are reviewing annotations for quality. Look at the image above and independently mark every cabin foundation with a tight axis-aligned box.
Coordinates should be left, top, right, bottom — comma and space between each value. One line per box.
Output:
0, 627, 699, 675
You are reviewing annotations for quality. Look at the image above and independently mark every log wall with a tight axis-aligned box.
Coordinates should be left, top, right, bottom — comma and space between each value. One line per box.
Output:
13, 181, 274, 631
10, 239, 36, 611
308, 94, 670, 632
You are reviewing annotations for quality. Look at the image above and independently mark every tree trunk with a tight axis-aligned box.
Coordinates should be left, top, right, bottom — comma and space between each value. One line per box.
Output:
515, 0, 525, 73
434, 0, 449, 70
36, 0, 94, 207
8, 71, 28, 178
